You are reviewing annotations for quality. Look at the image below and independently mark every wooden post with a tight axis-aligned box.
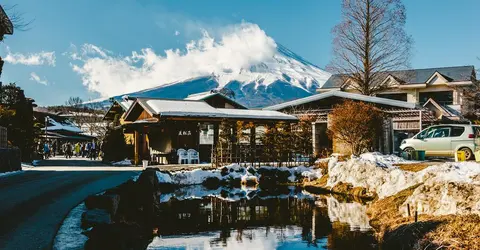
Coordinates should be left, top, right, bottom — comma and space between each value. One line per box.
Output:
250, 125, 256, 166
407, 204, 411, 217
212, 122, 219, 168
134, 130, 140, 166
414, 210, 418, 222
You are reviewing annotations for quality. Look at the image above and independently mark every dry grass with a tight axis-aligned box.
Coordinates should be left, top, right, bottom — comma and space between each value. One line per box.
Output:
425, 214, 480, 250
394, 162, 441, 172
367, 184, 422, 231
367, 184, 480, 249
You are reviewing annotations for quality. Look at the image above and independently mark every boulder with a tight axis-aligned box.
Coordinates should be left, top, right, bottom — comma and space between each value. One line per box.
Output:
84, 223, 152, 250
82, 209, 112, 228
85, 194, 120, 217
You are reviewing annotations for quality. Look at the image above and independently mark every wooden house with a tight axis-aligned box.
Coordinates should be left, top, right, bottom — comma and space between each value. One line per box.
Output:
104, 92, 297, 165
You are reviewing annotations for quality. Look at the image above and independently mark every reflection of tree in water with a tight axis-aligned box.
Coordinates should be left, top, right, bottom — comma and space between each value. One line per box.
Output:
327, 222, 377, 250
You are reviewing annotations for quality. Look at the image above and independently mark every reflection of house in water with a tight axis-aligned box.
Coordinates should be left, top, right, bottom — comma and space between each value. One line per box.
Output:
155, 195, 377, 249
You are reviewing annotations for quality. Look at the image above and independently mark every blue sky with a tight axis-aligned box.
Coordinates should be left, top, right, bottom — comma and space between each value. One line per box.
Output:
1, 0, 479, 106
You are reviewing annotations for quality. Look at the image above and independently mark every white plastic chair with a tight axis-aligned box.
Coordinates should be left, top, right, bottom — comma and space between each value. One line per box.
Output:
187, 149, 200, 164
177, 148, 189, 164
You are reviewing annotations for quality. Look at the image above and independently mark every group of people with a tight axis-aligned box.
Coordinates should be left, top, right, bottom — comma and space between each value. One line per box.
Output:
41, 140, 100, 160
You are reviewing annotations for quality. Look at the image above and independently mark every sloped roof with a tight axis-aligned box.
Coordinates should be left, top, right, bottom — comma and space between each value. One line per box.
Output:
118, 100, 134, 111
321, 66, 475, 89
126, 98, 297, 121
263, 90, 417, 111
185, 91, 247, 109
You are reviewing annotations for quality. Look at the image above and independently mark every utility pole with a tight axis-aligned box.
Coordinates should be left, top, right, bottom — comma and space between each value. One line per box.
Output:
45, 116, 49, 142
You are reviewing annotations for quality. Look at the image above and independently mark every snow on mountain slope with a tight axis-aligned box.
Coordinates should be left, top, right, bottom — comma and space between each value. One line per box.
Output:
76, 23, 330, 108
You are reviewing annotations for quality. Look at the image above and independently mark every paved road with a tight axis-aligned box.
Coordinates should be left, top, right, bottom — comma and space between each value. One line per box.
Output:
0, 158, 140, 250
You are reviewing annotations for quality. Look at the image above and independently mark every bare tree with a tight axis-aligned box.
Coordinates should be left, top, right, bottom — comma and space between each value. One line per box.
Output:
327, 0, 413, 95
65, 96, 83, 108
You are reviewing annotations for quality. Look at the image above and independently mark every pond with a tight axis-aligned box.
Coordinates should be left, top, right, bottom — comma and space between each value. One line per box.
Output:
147, 186, 378, 250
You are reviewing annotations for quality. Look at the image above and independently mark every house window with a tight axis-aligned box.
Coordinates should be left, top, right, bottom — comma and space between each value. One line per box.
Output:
199, 124, 214, 145
419, 91, 453, 105
377, 93, 408, 102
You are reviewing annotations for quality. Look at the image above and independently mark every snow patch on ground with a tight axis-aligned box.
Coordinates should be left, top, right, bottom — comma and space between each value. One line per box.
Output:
53, 203, 88, 250
0, 170, 22, 178
112, 159, 132, 166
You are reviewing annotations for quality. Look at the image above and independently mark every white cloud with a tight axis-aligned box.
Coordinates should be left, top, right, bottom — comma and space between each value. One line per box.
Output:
174, 30, 180, 36
69, 22, 277, 98
4, 48, 56, 66
29, 72, 49, 85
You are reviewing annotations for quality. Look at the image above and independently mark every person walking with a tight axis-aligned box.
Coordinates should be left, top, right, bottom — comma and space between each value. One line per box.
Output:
52, 140, 57, 157
74, 142, 81, 157
65, 142, 73, 159
43, 142, 50, 160
90, 140, 97, 160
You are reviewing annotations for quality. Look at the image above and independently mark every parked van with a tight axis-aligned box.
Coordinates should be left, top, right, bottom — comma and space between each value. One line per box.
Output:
400, 124, 480, 160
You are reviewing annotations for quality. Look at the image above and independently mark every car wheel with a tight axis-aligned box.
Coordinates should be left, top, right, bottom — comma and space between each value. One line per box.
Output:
403, 147, 415, 154
459, 147, 474, 161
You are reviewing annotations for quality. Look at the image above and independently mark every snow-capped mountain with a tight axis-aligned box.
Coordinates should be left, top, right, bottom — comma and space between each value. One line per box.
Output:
87, 44, 330, 108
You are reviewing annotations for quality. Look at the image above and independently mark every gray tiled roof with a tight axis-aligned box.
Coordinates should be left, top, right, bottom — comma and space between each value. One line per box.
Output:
321, 65, 475, 89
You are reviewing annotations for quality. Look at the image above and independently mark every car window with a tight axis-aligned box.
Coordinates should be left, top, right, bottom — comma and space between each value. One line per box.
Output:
451, 127, 465, 137
416, 128, 429, 139
474, 126, 480, 137
426, 127, 450, 138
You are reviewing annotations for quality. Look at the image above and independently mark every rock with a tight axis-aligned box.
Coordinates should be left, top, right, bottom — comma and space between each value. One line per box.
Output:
136, 168, 160, 191
82, 209, 112, 228
84, 223, 152, 250
203, 177, 221, 189
85, 194, 120, 217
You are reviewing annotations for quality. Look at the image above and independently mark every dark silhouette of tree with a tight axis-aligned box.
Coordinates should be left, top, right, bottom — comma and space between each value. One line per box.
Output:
328, 0, 413, 95
0, 83, 36, 160
101, 114, 128, 162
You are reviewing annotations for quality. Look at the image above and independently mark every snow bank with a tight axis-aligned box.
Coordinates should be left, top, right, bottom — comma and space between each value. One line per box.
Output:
53, 203, 88, 250
153, 164, 317, 186
401, 162, 480, 216
112, 159, 132, 166
327, 158, 422, 198
324, 152, 480, 216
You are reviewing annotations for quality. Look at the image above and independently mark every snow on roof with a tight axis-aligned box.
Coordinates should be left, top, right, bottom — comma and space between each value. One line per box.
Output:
118, 100, 134, 111
263, 90, 417, 111
184, 91, 217, 100
135, 98, 296, 121
42, 117, 83, 133
184, 91, 247, 109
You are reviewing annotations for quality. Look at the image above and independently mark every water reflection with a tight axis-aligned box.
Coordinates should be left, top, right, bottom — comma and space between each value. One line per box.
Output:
147, 186, 377, 249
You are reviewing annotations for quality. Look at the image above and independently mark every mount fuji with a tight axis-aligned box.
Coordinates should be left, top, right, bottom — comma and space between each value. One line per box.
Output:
87, 44, 330, 108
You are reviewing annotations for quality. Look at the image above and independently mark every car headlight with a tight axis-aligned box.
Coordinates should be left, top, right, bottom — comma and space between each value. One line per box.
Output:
401, 140, 406, 145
